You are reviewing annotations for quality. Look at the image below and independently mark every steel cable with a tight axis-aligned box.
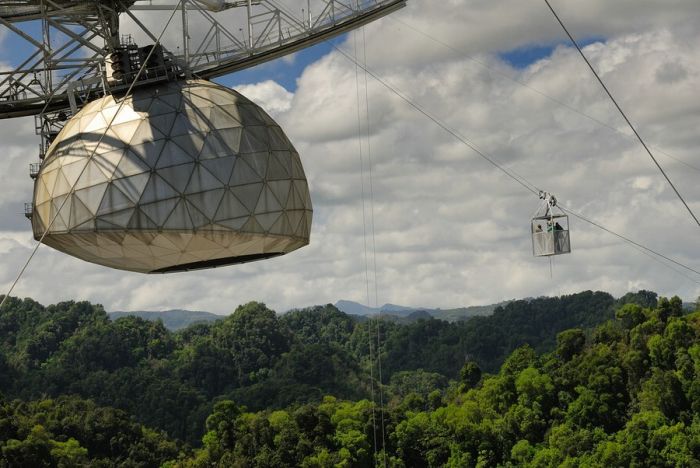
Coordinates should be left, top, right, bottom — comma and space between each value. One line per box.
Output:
543, 0, 700, 228
334, 44, 700, 284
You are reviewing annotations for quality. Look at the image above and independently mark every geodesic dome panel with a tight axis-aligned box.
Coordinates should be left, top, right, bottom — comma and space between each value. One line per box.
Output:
31, 79, 312, 273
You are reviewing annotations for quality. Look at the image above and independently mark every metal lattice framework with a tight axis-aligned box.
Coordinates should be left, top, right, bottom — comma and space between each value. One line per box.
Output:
0, 0, 404, 273
0, 0, 406, 119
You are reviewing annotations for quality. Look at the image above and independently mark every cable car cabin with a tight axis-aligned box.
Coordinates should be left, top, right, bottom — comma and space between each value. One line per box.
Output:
531, 192, 571, 257
531, 215, 570, 256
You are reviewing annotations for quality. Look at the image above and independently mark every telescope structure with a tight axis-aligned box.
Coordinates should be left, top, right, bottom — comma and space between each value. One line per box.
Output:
0, 0, 405, 272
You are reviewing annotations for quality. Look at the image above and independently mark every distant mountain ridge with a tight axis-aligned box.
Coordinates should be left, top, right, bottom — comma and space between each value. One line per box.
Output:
108, 309, 222, 330
110, 299, 514, 331
334, 299, 511, 322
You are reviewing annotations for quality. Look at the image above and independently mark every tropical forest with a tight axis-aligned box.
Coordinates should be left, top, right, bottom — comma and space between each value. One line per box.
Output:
1, 290, 699, 466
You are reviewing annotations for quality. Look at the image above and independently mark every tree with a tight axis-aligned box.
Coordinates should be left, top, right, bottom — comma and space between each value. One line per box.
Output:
205, 400, 243, 451
50, 438, 89, 466
1, 425, 53, 467
615, 304, 646, 329
459, 361, 482, 389
617, 290, 658, 309
639, 370, 688, 419
213, 302, 291, 385
390, 370, 449, 400
556, 329, 586, 361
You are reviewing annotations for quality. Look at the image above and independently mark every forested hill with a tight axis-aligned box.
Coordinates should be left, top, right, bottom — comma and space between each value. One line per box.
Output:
334, 299, 508, 322
181, 294, 700, 467
0, 289, 689, 466
379, 290, 618, 374
108, 309, 222, 330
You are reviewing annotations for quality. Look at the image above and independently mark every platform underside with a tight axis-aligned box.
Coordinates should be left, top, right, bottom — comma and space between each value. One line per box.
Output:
41, 229, 307, 273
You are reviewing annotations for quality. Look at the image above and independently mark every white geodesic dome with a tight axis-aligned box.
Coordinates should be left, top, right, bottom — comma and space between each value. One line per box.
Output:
31, 79, 312, 273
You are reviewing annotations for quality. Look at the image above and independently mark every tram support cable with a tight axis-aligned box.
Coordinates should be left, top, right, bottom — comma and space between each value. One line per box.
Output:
352, 28, 379, 466
333, 44, 700, 285
543, 0, 700, 229
387, 15, 700, 173
359, 25, 388, 466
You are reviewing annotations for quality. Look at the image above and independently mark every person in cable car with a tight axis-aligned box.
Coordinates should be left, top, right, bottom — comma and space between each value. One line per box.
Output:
531, 191, 571, 257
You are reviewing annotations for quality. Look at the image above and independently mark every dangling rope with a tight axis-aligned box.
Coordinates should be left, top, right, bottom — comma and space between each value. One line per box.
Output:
360, 25, 387, 467
549, 256, 553, 279
352, 27, 379, 466
0, 1, 185, 311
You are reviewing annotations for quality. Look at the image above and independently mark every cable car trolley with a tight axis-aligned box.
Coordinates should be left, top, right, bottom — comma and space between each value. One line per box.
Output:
531, 192, 571, 257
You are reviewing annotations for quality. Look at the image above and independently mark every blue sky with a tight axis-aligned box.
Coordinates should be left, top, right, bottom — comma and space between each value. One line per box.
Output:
215, 36, 345, 91
0, 20, 43, 63
4, 1, 698, 313
500, 44, 559, 69
0, 21, 341, 93
222, 35, 608, 89
0, 19, 605, 91
499, 37, 605, 69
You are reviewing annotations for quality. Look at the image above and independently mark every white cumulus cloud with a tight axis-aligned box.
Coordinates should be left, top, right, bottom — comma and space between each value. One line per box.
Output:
235, 80, 294, 116
0, 0, 698, 313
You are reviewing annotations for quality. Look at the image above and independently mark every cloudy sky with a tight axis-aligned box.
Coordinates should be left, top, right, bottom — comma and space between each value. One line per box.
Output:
0, 0, 699, 314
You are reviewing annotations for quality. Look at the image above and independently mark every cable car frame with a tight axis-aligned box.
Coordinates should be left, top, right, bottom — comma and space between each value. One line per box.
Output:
531, 191, 571, 257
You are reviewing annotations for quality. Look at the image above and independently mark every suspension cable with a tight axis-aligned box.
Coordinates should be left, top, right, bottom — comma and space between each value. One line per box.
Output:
543, 0, 700, 229
386, 15, 700, 173
560, 205, 700, 279
359, 25, 387, 467
334, 45, 541, 196
333, 44, 700, 285
352, 27, 379, 466
0, 1, 185, 311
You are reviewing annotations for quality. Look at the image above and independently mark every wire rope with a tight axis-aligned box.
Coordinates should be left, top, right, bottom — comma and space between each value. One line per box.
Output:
559, 205, 700, 279
543, 0, 700, 229
359, 25, 387, 467
333, 46, 541, 197
352, 27, 379, 466
387, 16, 700, 173
625, 238, 700, 286
0, 0, 186, 311
333, 44, 700, 285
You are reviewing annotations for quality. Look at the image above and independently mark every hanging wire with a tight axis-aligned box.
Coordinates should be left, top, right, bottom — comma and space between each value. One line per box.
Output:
333, 45, 541, 196
386, 16, 700, 173
622, 236, 700, 286
352, 28, 379, 466
0, 1, 186, 311
559, 204, 700, 279
359, 25, 387, 467
543, 0, 700, 229
333, 44, 700, 285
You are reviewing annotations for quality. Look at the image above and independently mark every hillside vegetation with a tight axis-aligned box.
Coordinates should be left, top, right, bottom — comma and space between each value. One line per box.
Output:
108, 309, 222, 330
1, 290, 694, 466
334, 299, 508, 322
176, 294, 700, 467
